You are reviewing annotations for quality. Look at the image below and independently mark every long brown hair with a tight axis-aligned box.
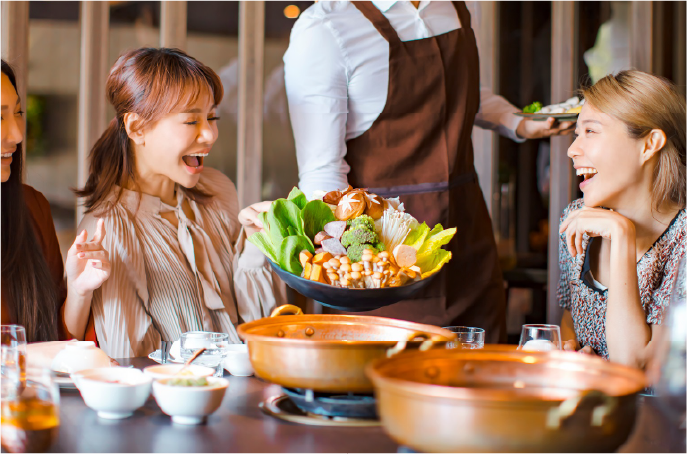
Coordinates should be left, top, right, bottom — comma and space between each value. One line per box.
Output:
75, 48, 224, 213
581, 70, 686, 211
1, 60, 60, 342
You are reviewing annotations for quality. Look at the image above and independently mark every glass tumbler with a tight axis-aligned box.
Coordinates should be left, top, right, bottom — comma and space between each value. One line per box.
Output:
518, 324, 562, 351
1, 368, 60, 453
442, 326, 485, 349
180, 332, 230, 377
1, 325, 27, 399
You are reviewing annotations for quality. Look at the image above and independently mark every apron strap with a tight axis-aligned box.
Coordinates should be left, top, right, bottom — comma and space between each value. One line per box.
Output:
352, 1, 402, 47
452, 1, 472, 30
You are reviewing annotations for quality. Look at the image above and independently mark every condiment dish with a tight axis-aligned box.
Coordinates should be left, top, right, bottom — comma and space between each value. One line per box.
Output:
152, 377, 229, 425
223, 344, 254, 376
71, 367, 152, 419
143, 364, 215, 380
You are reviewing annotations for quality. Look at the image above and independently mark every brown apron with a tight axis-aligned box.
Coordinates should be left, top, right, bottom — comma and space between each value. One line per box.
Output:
329, 1, 506, 343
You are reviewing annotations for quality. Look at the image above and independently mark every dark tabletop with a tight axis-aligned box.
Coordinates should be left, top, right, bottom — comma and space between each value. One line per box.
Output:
49, 358, 685, 453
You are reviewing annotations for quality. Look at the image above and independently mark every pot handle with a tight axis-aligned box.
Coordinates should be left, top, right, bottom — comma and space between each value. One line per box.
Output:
270, 304, 304, 317
546, 389, 618, 429
387, 332, 438, 358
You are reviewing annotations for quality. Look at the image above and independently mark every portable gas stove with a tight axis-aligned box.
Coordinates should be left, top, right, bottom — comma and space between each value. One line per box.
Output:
260, 387, 380, 427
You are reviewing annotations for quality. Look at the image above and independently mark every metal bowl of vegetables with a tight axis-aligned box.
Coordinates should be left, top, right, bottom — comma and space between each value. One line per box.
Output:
251, 187, 454, 312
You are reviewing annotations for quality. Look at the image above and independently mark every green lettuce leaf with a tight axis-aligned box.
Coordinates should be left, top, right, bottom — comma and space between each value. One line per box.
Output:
417, 249, 452, 279
278, 235, 315, 274
247, 231, 278, 263
404, 222, 430, 250
417, 226, 456, 257
287, 187, 308, 210
302, 200, 337, 241
266, 199, 304, 247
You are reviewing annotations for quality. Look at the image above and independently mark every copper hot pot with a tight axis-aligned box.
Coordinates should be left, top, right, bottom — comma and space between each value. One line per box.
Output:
237, 304, 456, 393
366, 346, 646, 452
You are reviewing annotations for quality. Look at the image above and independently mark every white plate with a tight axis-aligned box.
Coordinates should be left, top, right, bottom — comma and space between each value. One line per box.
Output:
148, 349, 184, 364
51, 374, 78, 389
514, 112, 579, 122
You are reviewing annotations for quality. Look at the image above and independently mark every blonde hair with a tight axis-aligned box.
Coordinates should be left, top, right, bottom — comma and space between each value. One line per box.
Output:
580, 70, 686, 211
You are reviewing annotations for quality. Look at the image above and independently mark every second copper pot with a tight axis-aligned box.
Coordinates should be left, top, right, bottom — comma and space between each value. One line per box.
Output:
237, 305, 456, 393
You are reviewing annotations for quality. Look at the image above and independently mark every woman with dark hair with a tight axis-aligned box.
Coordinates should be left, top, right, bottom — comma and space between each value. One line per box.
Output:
1, 60, 111, 342
76, 48, 285, 358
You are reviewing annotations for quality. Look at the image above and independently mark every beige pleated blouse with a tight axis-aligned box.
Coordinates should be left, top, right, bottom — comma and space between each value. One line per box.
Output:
78, 168, 286, 358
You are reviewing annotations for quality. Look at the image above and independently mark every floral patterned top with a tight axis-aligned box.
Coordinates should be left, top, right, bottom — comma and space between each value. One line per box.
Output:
557, 199, 686, 359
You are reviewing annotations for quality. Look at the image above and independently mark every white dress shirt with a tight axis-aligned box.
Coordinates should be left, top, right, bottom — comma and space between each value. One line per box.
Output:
284, 0, 525, 199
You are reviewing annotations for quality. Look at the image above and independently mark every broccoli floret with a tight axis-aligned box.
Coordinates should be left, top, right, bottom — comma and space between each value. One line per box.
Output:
374, 241, 385, 252
341, 227, 378, 248
349, 215, 375, 231
523, 101, 543, 114
346, 243, 381, 262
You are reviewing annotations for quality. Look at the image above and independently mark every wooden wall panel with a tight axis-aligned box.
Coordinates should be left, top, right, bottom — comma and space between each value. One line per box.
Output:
472, 1, 499, 219
237, 1, 265, 208
77, 2, 110, 222
161, 1, 187, 51
631, 1, 653, 72
548, 1, 577, 324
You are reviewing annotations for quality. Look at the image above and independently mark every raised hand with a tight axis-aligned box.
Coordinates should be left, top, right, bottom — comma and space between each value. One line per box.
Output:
558, 206, 634, 258
238, 201, 273, 236
65, 219, 111, 296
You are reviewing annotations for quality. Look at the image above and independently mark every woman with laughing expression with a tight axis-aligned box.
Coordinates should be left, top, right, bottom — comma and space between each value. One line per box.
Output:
558, 70, 685, 368
76, 48, 285, 358
2, 60, 110, 342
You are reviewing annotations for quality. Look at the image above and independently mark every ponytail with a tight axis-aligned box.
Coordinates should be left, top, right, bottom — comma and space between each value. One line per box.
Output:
74, 117, 136, 214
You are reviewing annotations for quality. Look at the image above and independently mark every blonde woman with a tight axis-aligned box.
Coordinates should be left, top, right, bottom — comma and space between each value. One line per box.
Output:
558, 70, 686, 368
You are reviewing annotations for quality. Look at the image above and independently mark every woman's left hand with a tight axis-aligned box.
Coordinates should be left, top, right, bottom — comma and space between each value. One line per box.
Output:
65, 219, 111, 296
558, 206, 635, 257
238, 201, 273, 236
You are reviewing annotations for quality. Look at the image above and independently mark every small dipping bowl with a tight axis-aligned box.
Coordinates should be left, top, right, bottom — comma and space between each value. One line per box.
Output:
51, 341, 111, 374
71, 367, 152, 419
223, 344, 254, 377
143, 364, 215, 381
152, 377, 229, 425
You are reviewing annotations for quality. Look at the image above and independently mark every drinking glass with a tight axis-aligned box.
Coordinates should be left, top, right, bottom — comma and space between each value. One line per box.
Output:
518, 324, 562, 351
1, 368, 60, 453
442, 326, 485, 349
180, 332, 230, 377
653, 256, 686, 410
1, 325, 27, 399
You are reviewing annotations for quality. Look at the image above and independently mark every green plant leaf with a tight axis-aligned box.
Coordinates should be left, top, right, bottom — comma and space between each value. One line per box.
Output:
302, 200, 337, 241
417, 249, 452, 278
287, 187, 308, 210
278, 235, 315, 274
247, 231, 278, 263
417, 226, 455, 255
266, 199, 304, 247
404, 222, 430, 250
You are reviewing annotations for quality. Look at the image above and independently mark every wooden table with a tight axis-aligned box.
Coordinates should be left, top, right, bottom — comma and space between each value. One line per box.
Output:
49, 358, 684, 453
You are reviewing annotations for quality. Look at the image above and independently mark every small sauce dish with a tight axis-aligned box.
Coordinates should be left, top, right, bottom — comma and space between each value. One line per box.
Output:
71, 367, 152, 419
152, 377, 229, 425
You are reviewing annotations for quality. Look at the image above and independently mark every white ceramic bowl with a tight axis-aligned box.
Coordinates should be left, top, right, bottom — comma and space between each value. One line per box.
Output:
51, 341, 111, 373
223, 344, 254, 377
152, 377, 229, 425
143, 364, 215, 381
71, 367, 152, 419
